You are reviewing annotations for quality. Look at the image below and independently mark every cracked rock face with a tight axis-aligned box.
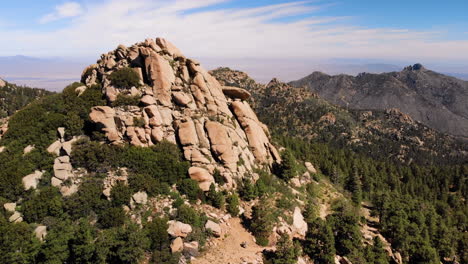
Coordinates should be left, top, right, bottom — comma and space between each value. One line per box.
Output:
83, 37, 281, 189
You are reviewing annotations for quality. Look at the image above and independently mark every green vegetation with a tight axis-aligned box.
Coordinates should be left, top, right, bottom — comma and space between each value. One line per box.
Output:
71, 139, 190, 195
304, 218, 335, 264
178, 178, 202, 202
250, 197, 276, 246
276, 135, 467, 263
0, 81, 52, 118
108, 67, 140, 88
206, 183, 225, 209
226, 193, 240, 216
265, 233, 301, 264
112, 94, 140, 107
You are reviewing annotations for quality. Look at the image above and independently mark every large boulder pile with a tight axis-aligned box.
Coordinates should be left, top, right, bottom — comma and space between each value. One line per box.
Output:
82, 37, 281, 189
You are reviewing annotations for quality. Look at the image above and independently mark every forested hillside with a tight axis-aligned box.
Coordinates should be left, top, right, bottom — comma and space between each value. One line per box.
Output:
212, 67, 468, 264
0, 79, 53, 118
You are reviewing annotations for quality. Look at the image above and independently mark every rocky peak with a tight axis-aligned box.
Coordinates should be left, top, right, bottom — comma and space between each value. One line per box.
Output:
404, 63, 426, 72
0, 78, 6, 88
81, 38, 281, 190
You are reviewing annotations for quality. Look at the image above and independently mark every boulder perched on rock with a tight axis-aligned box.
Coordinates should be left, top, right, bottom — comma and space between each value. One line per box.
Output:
82, 37, 281, 188
222, 86, 251, 100
167, 220, 192, 238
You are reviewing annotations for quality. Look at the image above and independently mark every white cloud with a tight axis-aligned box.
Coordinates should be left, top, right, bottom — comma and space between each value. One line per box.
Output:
39, 2, 84, 23
1, 0, 467, 64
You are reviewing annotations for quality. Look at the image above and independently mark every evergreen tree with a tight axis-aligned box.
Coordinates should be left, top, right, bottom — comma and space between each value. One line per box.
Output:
304, 218, 335, 264
271, 233, 300, 264
207, 183, 225, 209
278, 149, 297, 181
346, 168, 362, 205
250, 198, 275, 246
226, 193, 240, 216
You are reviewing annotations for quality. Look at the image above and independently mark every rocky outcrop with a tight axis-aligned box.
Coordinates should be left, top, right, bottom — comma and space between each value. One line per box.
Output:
82, 37, 281, 190
131, 191, 148, 208
0, 79, 6, 88
3, 202, 16, 212
292, 207, 307, 237
23, 145, 35, 155
47, 128, 83, 196
167, 220, 192, 238
183, 241, 199, 257
205, 220, 222, 237
171, 237, 184, 253
222, 86, 251, 100
304, 162, 317, 174
22, 170, 44, 190
9, 211, 23, 223
34, 225, 47, 242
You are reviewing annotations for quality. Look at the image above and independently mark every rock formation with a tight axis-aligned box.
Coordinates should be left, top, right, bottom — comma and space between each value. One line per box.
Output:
82, 38, 281, 190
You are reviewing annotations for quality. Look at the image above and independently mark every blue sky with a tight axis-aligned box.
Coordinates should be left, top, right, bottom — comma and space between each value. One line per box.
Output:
1, 0, 468, 89
3, 0, 468, 34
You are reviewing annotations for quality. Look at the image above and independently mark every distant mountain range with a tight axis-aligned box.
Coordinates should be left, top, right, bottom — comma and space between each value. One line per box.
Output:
211, 67, 468, 165
290, 64, 468, 138
1, 56, 467, 92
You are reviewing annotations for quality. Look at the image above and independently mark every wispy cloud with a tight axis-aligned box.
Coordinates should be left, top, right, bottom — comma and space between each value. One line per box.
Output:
1, 0, 466, 63
39, 2, 84, 24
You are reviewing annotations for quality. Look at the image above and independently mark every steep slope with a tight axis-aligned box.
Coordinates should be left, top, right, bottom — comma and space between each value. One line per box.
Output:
211, 68, 468, 165
289, 64, 468, 138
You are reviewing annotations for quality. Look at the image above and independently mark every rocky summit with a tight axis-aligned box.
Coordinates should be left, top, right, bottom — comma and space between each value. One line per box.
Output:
80, 38, 281, 190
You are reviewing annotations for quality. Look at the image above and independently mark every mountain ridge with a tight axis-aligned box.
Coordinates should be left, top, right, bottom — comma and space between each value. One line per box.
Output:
210, 67, 468, 165
289, 64, 468, 138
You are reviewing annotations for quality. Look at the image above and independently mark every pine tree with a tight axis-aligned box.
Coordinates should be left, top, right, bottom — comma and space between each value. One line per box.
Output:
278, 149, 297, 181
304, 218, 335, 264
346, 168, 362, 205
226, 193, 240, 216
271, 233, 300, 264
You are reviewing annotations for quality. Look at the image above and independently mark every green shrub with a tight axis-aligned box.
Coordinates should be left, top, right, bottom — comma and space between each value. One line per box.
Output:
176, 204, 205, 228
178, 179, 202, 202
108, 67, 141, 88
207, 183, 225, 209
21, 186, 63, 223
99, 207, 126, 228
110, 182, 132, 206
0, 220, 41, 263
112, 94, 140, 107
226, 193, 240, 216
269, 232, 301, 264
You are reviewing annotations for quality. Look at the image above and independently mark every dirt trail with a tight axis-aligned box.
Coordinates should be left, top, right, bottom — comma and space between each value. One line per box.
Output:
192, 218, 267, 264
